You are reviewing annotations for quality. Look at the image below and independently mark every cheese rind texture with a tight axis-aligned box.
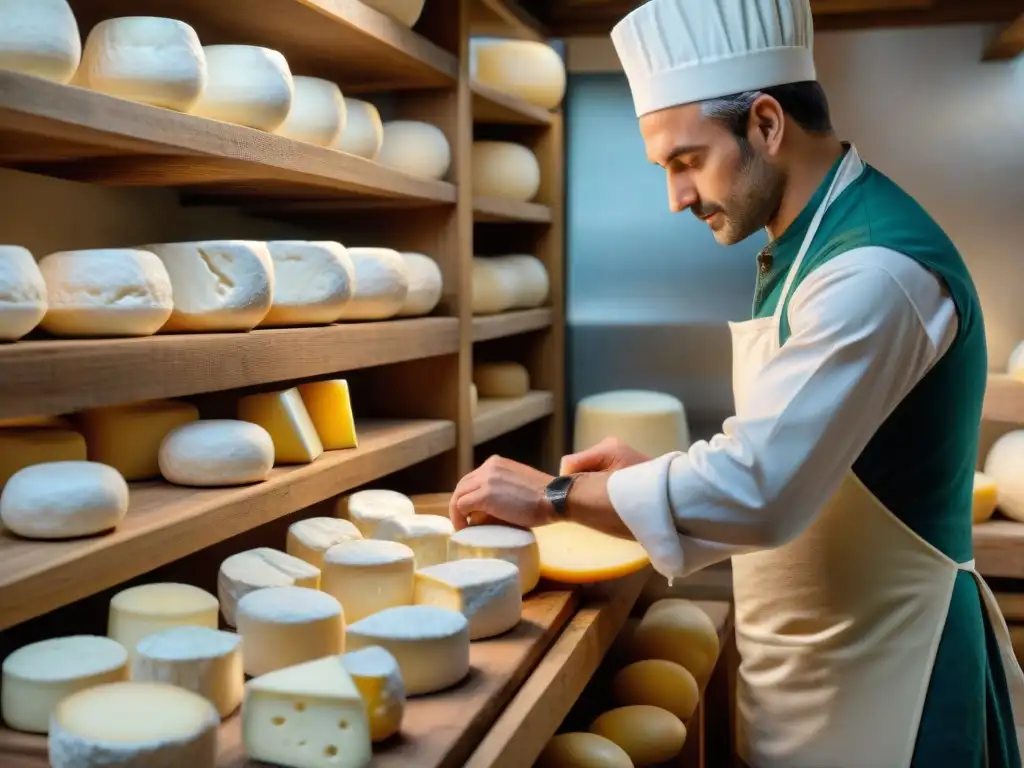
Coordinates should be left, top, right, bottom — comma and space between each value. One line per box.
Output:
333, 247, 409, 321
984, 430, 1024, 522
471, 257, 518, 315
611, 659, 700, 721
474, 40, 566, 110
362, 0, 426, 26
414, 558, 522, 640
322, 539, 416, 623
0, 427, 87, 489
0, 244, 47, 340
0, 0, 82, 84
1, 635, 129, 734
48, 682, 219, 768
0, 460, 129, 539
191, 45, 293, 131
973, 471, 999, 524
108, 583, 220, 664
286, 516, 362, 569
374, 514, 454, 568
378, 121, 451, 180
334, 97, 383, 159
297, 379, 359, 450
629, 599, 720, 685
339, 488, 416, 537
237, 387, 324, 465
588, 705, 687, 767
572, 389, 691, 459
38, 249, 173, 337
536, 732, 634, 768
346, 605, 470, 695
341, 646, 406, 743
410, 491, 453, 517
397, 252, 443, 317
275, 76, 346, 147
472, 141, 541, 202
474, 361, 530, 398
448, 524, 541, 594
218, 547, 321, 627
534, 521, 650, 584
75, 17, 208, 112
260, 241, 355, 327
158, 419, 275, 486
495, 254, 550, 309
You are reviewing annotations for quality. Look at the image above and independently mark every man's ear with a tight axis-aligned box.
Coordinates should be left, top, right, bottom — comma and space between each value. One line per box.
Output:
747, 94, 785, 157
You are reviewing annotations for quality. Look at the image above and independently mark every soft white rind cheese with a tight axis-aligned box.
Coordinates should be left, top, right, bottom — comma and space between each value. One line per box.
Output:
414, 558, 522, 640
1, 635, 128, 734
984, 430, 1024, 522
474, 40, 566, 110
260, 240, 355, 327
341, 646, 405, 743
0, 0, 82, 84
132, 626, 243, 719
217, 547, 321, 628
286, 517, 362, 569
448, 524, 541, 594
48, 682, 219, 768
471, 257, 517, 315
396, 252, 443, 317
191, 45, 293, 131
472, 141, 541, 202
76, 17, 208, 112
374, 514, 454, 568
378, 121, 451, 180
275, 76, 346, 147
38, 249, 173, 337
334, 247, 409, 321
496, 254, 549, 308
573, 389, 691, 458
334, 97, 383, 159
0, 244, 47, 341
346, 605, 470, 695
321, 539, 416, 623
0, 460, 129, 539
474, 361, 530, 398
339, 488, 416, 537
108, 583, 220, 665
362, 0, 427, 27
158, 419, 275, 487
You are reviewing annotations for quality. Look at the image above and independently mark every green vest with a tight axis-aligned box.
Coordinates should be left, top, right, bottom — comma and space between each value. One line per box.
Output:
751, 148, 1017, 767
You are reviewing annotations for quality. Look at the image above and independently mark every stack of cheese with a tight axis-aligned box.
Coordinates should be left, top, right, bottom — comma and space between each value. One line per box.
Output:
472, 254, 549, 315
471, 37, 566, 111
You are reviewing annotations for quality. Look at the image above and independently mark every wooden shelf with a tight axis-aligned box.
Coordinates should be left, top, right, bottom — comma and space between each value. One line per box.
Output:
69, 0, 458, 92
469, 0, 548, 40
974, 519, 1024, 578
0, 72, 457, 205
472, 308, 553, 342
473, 391, 555, 444
473, 196, 552, 223
983, 374, 1024, 423
0, 318, 458, 420
0, 419, 455, 630
471, 82, 554, 126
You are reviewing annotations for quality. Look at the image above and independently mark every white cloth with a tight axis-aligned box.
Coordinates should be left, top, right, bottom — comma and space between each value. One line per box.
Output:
607, 246, 958, 581
610, 0, 817, 117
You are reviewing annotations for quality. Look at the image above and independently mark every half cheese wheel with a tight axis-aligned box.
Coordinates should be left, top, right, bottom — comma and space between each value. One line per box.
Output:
534, 521, 649, 584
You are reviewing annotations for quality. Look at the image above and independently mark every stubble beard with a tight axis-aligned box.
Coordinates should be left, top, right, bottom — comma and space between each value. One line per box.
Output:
714, 139, 786, 246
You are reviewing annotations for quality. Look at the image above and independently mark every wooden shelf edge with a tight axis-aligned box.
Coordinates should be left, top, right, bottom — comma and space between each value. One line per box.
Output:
473, 391, 555, 444
0, 419, 456, 630
469, 0, 548, 41
974, 519, 1024, 579
983, 373, 1024, 424
471, 82, 554, 126
472, 308, 553, 342
473, 195, 552, 223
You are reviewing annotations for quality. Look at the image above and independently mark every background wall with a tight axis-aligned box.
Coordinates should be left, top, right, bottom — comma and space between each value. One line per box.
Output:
563, 24, 1024, 443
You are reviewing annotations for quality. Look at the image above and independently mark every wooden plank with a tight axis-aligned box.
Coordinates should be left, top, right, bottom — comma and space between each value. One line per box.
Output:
473, 391, 555, 444
470, 0, 548, 41
472, 82, 555, 126
473, 196, 552, 223
983, 374, 1024, 424
0, 317, 459, 420
983, 13, 1024, 60
0, 419, 455, 630
974, 520, 1024, 579
472, 308, 553, 342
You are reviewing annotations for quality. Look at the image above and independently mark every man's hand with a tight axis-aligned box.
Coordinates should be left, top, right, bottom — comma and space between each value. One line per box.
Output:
559, 437, 651, 475
449, 455, 556, 531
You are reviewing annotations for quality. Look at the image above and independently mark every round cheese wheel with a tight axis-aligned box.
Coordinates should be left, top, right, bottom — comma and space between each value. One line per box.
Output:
984, 430, 1024, 522
573, 389, 691, 457
536, 732, 633, 768
496, 254, 549, 308
973, 471, 999, 524
611, 659, 699, 721
474, 40, 566, 110
275, 76, 346, 147
474, 361, 530, 398
472, 141, 541, 202
0, 0, 81, 84
322, 539, 415, 623
158, 420, 274, 487
589, 705, 686, 767
1009, 341, 1024, 380
260, 240, 355, 327
338, 488, 416, 537
361, 0, 426, 26
396, 252, 443, 317
38, 249, 173, 337
333, 247, 409, 321
0, 245, 47, 341
471, 257, 517, 315
334, 97, 383, 160
191, 45, 293, 131
630, 599, 720, 684
379, 121, 451, 180
76, 17, 207, 112
448, 524, 541, 594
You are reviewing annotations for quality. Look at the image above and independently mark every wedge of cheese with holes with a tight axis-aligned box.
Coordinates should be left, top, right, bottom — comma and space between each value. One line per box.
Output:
108, 583, 220, 665
374, 514, 454, 568
260, 241, 355, 327
275, 76, 346, 147
242, 655, 372, 768
0, 426, 87, 489
218, 548, 321, 628
396, 252, 443, 317
334, 97, 383, 159
0, 0, 82, 84
338, 489, 416, 537
322, 539, 415, 623
333, 247, 409, 321
158, 419, 275, 487
474, 361, 530, 398
0, 244, 47, 341
340, 646, 405, 743
237, 387, 323, 465
973, 471, 999, 524
534, 521, 650, 584
287, 517, 362, 569
448, 525, 541, 594
414, 558, 521, 640
297, 379, 358, 450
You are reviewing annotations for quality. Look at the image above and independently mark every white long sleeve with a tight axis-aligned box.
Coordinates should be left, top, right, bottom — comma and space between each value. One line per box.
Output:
606, 247, 959, 581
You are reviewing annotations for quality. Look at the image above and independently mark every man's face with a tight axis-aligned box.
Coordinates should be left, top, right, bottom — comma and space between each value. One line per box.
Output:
640, 102, 785, 246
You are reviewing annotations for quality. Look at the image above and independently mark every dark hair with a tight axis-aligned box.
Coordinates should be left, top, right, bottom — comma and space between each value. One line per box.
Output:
701, 81, 833, 136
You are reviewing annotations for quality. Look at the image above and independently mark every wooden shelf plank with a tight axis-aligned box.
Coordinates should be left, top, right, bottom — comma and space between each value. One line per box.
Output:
0, 419, 455, 630
0, 72, 457, 204
473, 196, 552, 223
470, 0, 548, 40
473, 391, 555, 444
68, 0, 458, 92
472, 308, 553, 342
471, 82, 554, 126
974, 519, 1024, 579
983, 374, 1024, 424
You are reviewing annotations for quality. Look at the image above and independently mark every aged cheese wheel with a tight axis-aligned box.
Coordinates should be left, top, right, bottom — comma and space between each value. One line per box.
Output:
495, 254, 549, 308
275, 76, 346, 147
335, 97, 383, 160
573, 389, 690, 458
589, 705, 686, 767
471, 257, 517, 315
536, 732, 633, 768
191, 45, 293, 131
260, 241, 355, 327
0, 245, 47, 341
379, 121, 451, 180
973, 471, 999, 524
472, 141, 541, 202
984, 430, 1024, 522
397, 252, 443, 317
630, 599, 720, 684
611, 659, 699, 721
361, 0, 426, 26
474, 362, 530, 398
0, 0, 81, 84
333, 247, 409, 321
159, 420, 274, 487
534, 521, 649, 584
474, 40, 566, 110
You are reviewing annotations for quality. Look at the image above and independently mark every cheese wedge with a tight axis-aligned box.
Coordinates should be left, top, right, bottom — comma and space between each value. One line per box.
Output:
534, 521, 650, 584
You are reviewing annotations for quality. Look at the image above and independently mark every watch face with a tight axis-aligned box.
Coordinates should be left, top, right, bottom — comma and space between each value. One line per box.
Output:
548, 475, 574, 493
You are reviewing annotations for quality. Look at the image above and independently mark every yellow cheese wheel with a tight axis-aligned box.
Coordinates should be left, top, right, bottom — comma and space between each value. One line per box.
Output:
611, 659, 699, 721
973, 471, 999, 524
533, 521, 649, 584
589, 705, 686, 767
629, 599, 720, 684
536, 732, 633, 768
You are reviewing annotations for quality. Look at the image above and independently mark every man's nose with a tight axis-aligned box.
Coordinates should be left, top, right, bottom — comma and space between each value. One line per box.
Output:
667, 176, 698, 214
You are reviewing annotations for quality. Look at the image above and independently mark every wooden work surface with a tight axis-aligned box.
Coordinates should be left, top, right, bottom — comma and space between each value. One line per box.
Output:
473, 391, 555, 444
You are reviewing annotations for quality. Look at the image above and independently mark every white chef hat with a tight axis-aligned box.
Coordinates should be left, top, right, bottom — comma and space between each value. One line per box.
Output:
611, 0, 816, 117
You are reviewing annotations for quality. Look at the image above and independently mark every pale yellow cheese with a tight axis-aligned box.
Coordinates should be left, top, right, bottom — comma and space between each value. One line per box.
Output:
629, 599, 720, 685
611, 659, 699, 721
573, 389, 691, 457
217, 547, 321, 628
534, 521, 650, 584
448, 524, 541, 594
0, 426, 86, 489
297, 379, 358, 450
107, 583, 219, 665
973, 471, 999, 524
474, 40, 566, 110
286, 517, 362, 569
340, 646, 405, 743
474, 361, 530, 398
337, 488, 416, 537
984, 431, 1024, 522
589, 705, 686, 767
414, 558, 521, 640
536, 732, 633, 768
321, 539, 415, 623
237, 387, 324, 465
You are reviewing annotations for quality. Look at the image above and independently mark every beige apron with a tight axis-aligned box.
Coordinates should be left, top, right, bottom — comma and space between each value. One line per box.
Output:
728, 147, 1024, 768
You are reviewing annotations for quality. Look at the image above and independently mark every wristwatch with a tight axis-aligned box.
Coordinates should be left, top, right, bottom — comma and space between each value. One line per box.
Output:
543, 474, 577, 518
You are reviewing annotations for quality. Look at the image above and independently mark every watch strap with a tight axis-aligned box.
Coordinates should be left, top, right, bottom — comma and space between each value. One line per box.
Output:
544, 474, 577, 517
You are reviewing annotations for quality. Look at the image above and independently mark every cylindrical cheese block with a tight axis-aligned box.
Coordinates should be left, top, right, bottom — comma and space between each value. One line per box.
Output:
375, 514, 454, 569
38, 249, 173, 337
589, 705, 687, 767
573, 389, 691, 457
260, 241, 355, 327
984, 430, 1024, 522
0, 0, 81, 84
333, 247, 409, 321
471, 257, 517, 315
536, 732, 633, 768
396, 252, 443, 317
378, 121, 452, 180
334, 97, 383, 160
76, 17, 207, 112
474, 361, 530, 398
107, 583, 220, 665
338, 488, 416, 537
217, 547, 321, 628
322, 539, 416, 623
286, 517, 362, 569
472, 141, 541, 202
275, 76, 346, 147
158, 420, 275, 487
361, 0, 427, 26
474, 40, 566, 110
495, 254, 549, 308
0, 245, 47, 341
191, 45, 293, 131
448, 524, 541, 595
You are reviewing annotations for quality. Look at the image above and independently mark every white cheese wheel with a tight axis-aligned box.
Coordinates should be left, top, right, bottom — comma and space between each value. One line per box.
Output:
190, 45, 293, 131
536, 732, 634, 768
611, 659, 699, 721
235, 586, 344, 677
339, 488, 416, 536
275, 75, 346, 147
158, 419, 274, 487
333, 247, 408, 321
108, 583, 220, 665
346, 605, 470, 695
286, 516, 362, 569
396, 252, 443, 317
0, 245, 47, 341
378, 121, 451, 180
259, 240, 355, 327
973, 471, 999, 524
448, 524, 541, 594
534, 521, 650, 584
0, 460, 128, 539
588, 705, 687, 767
322, 539, 416, 623
217, 547, 321, 628
362, 0, 427, 26
495, 254, 549, 308
145, 240, 274, 332
132, 626, 243, 719
474, 40, 566, 110
0, 0, 81, 84
341, 645, 405, 743
984, 430, 1024, 522
629, 598, 720, 685
374, 513, 454, 568
414, 558, 521, 640
471, 256, 518, 315
38, 249, 173, 337
474, 361, 530, 398
573, 389, 691, 458
472, 141, 541, 202
1009, 341, 1024, 380
334, 97, 383, 160
48, 682, 219, 768
1, 635, 128, 734
76, 17, 207, 112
